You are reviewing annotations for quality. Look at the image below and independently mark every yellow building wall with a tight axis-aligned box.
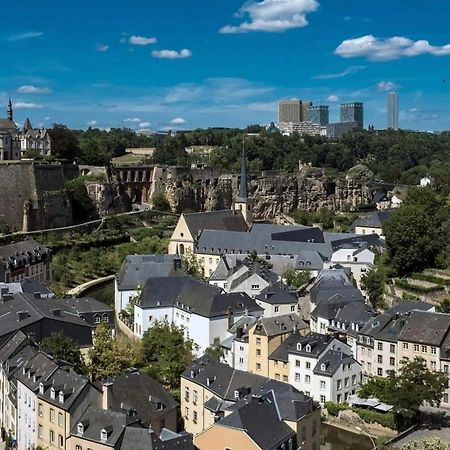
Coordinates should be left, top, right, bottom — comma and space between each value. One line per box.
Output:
195, 424, 260, 450
268, 359, 290, 383
36, 400, 69, 450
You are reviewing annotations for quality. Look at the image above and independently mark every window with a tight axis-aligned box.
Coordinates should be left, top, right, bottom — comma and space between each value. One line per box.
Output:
38, 425, 43, 438
58, 412, 63, 427
431, 361, 437, 370
239, 358, 244, 364
291, 305, 295, 312
251, 285, 260, 290
390, 344, 395, 353
444, 365, 449, 373
185, 407, 189, 419
306, 362, 311, 370
344, 377, 349, 388
256, 363, 261, 371
422, 345, 427, 353
275, 374, 280, 380
352, 375, 357, 385
274, 306, 279, 313
320, 381, 326, 390
76, 446, 82, 450
431, 347, 437, 355
377, 342, 383, 351
320, 395, 326, 403
337, 379, 342, 390
403, 342, 409, 350
367, 349, 372, 358
193, 390, 198, 405
184, 387, 189, 402
377, 355, 383, 364
50, 408, 55, 422
414, 344, 419, 352
390, 357, 395, 366
95, 315, 101, 324
361, 347, 365, 356
38, 403, 43, 417
50, 430, 55, 444
239, 346, 244, 351
444, 394, 449, 403
256, 349, 261, 357
59, 434, 64, 448
295, 360, 301, 367
256, 337, 261, 345
305, 375, 311, 384
283, 375, 288, 382
337, 394, 342, 404
295, 373, 301, 382
101, 430, 108, 442
193, 411, 198, 424
377, 368, 383, 376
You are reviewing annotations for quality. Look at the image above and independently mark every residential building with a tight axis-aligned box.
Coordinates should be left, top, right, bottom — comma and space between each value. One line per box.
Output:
326, 121, 359, 139
20, 118, 51, 157
255, 283, 299, 317
278, 121, 321, 137
181, 356, 321, 450
0, 279, 54, 299
278, 99, 311, 123
307, 105, 329, 126
357, 301, 434, 381
134, 275, 263, 352
387, 92, 399, 130
0, 240, 52, 284
114, 254, 184, 315
101, 369, 178, 433
340, 102, 364, 129
351, 210, 393, 238
248, 314, 308, 377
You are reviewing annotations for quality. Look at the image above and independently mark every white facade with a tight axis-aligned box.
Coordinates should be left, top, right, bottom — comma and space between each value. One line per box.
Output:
225, 340, 249, 371
114, 279, 137, 316
226, 268, 271, 298
310, 315, 331, 335
255, 299, 297, 318
17, 379, 37, 450
0, 364, 17, 442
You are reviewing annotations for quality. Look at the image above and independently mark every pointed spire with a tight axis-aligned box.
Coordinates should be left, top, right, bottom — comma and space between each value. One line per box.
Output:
23, 118, 32, 131
239, 141, 249, 199
7, 98, 13, 121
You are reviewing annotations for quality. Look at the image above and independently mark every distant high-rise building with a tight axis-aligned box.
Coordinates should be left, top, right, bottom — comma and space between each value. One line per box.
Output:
340, 102, 364, 129
307, 105, 329, 126
278, 99, 312, 123
387, 92, 399, 130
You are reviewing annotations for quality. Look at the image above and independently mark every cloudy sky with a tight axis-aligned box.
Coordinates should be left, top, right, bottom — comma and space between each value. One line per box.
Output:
2, 0, 450, 131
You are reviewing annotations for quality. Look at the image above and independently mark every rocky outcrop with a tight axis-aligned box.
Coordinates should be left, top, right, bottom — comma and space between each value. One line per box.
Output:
85, 181, 132, 216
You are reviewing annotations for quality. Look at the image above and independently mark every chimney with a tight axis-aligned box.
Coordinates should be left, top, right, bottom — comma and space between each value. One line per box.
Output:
227, 307, 234, 329
102, 381, 113, 410
52, 309, 61, 317
244, 307, 249, 316
17, 311, 29, 321
236, 327, 244, 339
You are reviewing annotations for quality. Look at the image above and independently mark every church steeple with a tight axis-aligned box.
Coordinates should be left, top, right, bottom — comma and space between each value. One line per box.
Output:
233, 141, 252, 226
7, 99, 13, 121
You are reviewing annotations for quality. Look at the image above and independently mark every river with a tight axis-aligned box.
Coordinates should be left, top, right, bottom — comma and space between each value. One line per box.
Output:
81, 282, 374, 450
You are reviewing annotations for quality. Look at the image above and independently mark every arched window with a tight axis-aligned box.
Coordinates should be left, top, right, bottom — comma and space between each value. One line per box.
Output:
179, 244, 185, 255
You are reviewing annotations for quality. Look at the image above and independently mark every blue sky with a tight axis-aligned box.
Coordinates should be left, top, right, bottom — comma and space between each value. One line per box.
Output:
2, 0, 450, 131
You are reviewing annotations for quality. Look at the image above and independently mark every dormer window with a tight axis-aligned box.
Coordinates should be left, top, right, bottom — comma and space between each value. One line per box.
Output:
100, 429, 108, 442
305, 344, 311, 353
59, 391, 64, 404
77, 423, 84, 435
296, 343, 302, 351
321, 364, 326, 371
50, 387, 55, 400
234, 390, 239, 399
39, 383, 44, 394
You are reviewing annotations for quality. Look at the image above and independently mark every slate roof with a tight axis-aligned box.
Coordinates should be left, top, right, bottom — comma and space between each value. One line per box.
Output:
352, 211, 393, 229
0, 330, 29, 362
120, 426, 195, 450
183, 209, 249, 239
385, 300, 433, 316
252, 314, 308, 337
140, 275, 262, 318
217, 391, 295, 450
71, 407, 139, 447
19, 279, 53, 296
398, 311, 450, 346
14, 351, 59, 392
0, 239, 50, 261
116, 254, 184, 290
58, 296, 113, 314
329, 302, 374, 336
256, 283, 298, 305
102, 370, 177, 426
313, 350, 358, 377
0, 119, 18, 131
310, 294, 365, 321
227, 262, 278, 292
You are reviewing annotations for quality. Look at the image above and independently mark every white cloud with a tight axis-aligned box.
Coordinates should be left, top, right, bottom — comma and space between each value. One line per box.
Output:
18, 85, 51, 94
151, 49, 192, 59
335, 35, 450, 61
326, 95, 340, 102
87, 120, 98, 126
219, 0, 319, 33
313, 65, 366, 80
377, 81, 398, 91
139, 121, 151, 128
96, 44, 109, 52
170, 117, 186, 125
7, 31, 43, 42
124, 117, 142, 123
14, 102, 43, 109
129, 35, 157, 45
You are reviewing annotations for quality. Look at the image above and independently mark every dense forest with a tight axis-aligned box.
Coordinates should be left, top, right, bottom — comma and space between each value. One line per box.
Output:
45, 124, 450, 190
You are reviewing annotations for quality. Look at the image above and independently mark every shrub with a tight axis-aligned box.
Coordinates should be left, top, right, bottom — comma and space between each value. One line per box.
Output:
395, 279, 445, 294
411, 272, 450, 286
354, 408, 396, 430
324, 401, 349, 416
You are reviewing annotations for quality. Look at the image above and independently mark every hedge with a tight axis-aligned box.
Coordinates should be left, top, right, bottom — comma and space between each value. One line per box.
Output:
411, 273, 450, 287
324, 401, 349, 416
354, 407, 396, 430
395, 279, 445, 294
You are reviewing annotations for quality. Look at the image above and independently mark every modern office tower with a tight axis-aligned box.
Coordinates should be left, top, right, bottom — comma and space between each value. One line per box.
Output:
278, 100, 312, 123
340, 102, 364, 129
326, 122, 358, 139
307, 105, 329, 126
387, 92, 399, 130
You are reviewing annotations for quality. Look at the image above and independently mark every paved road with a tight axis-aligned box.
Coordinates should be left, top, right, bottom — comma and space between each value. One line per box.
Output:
394, 407, 450, 447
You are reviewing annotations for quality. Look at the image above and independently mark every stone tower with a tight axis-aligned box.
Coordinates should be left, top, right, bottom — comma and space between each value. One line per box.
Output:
7, 99, 13, 121
233, 144, 252, 226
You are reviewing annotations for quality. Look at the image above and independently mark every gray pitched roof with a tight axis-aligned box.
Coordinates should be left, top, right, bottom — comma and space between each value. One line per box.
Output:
0, 330, 28, 362
120, 426, 195, 450
102, 370, 177, 426
252, 314, 307, 337
183, 209, 249, 239
58, 297, 113, 314
116, 254, 184, 290
398, 311, 450, 346
256, 283, 298, 305
217, 391, 295, 450
352, 211, 393, 229
0, 239, 50, 261
0, 119, 18, 131
313, 350, 358, 377
141, 275, 262, 318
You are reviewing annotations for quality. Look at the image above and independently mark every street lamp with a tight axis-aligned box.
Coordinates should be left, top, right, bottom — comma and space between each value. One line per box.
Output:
355, 426, 376, 450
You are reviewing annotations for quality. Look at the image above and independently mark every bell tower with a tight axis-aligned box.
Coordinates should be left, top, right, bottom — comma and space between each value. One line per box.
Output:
233, 143, 252, 226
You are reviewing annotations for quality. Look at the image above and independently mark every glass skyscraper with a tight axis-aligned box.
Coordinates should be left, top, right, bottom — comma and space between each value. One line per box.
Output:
340, 102, 364, 129
307, 105, 329, 126
387, 92, 399, 130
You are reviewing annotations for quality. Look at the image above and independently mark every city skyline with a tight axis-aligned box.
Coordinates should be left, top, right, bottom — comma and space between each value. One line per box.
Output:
1, 0, 450, 131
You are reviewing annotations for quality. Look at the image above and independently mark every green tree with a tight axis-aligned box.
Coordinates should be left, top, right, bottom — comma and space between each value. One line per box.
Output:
361, 268, 386, 310
152, 192, 171, 211
359, 357, 448, 429
401, 437, 450, 450
48, 124, 80, 160
87, 323, 136, 380
383, 187, 449, 276
141, 320, 195, 389
438, 297, 450, 314
248, 249, 273, 270
204, 337, 225, 361
40, 331, 86, 374
284, 269, 311, 288
182, 250, 204, 280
